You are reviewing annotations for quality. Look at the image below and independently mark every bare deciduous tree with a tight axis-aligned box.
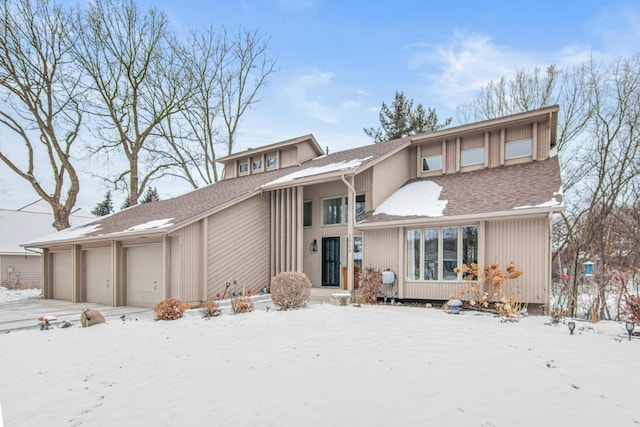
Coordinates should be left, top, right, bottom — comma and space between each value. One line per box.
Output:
71, 0, 190, 206
0, 0, 82, 230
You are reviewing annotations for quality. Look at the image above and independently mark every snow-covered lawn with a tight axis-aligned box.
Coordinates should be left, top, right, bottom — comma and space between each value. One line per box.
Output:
1, 300, 638, 427
0, 286, 41, 303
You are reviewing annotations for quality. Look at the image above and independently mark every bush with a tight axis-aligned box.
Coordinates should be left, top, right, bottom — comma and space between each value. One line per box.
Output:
231, 295, 254, 313
154, 298, 191, 320
201, 299, 221, 317
356, 267, 382, 304
270, 272, 311, 310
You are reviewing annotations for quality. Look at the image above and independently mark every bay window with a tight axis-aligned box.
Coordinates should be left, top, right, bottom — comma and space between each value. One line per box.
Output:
405, 225, 478, 281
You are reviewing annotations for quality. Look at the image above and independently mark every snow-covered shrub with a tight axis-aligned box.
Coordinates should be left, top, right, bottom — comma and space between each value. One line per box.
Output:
231, 295, 254, 313
154, 299, 190, 320
270, 272, 311, 310
356, 267, 381, 304
201, 299, 221, 317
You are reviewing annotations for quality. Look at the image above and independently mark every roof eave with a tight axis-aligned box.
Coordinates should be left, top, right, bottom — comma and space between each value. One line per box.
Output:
21, 227, 169, 249
356, 205, 564, 230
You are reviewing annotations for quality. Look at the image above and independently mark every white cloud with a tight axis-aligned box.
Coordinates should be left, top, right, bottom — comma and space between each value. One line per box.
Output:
283, 69, 339, 124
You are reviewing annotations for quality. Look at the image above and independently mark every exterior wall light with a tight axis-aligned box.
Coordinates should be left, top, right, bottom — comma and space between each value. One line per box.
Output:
310, 239, 318, 252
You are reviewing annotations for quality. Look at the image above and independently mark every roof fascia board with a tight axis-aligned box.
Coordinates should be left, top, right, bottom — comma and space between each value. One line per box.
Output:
411, 105, 559, 144
217, 134, 323, 163
356, 205, 564, 230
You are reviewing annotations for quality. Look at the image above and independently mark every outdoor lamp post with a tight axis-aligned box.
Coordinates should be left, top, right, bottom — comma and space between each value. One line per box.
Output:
625, 322, 635, 341
568, 321, 576, 335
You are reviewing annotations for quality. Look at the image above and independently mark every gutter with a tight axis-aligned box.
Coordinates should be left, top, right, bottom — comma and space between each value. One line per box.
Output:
355, 205, 565, 230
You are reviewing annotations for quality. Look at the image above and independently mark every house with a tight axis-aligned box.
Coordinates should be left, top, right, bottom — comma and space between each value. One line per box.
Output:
23, 106, 563, 311
1, 200, 94, 289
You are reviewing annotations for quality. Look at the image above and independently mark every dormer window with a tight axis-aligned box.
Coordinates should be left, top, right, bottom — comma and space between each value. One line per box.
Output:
505, 139, 532, 159
266, 155, 277, 169
421, 155, 442, 172
239, 162, 248, 174
252, 159, 263, 171
461, 147, 484, 166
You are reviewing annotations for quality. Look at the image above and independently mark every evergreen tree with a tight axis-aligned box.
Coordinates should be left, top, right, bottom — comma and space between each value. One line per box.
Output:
364, 91, 452, 143
140, 187, 160, 204
92, 191, 114, 216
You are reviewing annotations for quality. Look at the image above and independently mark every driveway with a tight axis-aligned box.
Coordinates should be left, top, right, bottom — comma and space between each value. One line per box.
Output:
0, 299, 152, 333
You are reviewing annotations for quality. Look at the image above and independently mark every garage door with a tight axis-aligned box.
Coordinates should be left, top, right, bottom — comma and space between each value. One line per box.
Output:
85, 248, 113, 306
52, 251, 72, 301
127, 245, 163, 308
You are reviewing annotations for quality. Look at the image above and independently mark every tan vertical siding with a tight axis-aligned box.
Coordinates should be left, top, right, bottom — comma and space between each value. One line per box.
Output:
489, 131, 501, 167
207, 194, 271, 299
280, 146, 298, 167
446, 139, 457, 173
361, 229, 398, 272
460, 134, 483, 149
169, 220, 203, 303
485, 216, 549, 304
371, 149, 410, 208
506, 125, 532, 142
420, 143, 442, 156
536, 121, 550, 159
0, 254, 40, 289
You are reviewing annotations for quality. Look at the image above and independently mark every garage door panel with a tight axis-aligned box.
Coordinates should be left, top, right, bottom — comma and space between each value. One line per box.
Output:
85, 248, 112, 306
127, 245, 163, 308
53, 251, 72, 301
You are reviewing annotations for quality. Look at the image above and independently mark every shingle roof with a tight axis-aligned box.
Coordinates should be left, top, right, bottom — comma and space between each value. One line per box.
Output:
358, 156, 563, 226
24, 136, 410, 247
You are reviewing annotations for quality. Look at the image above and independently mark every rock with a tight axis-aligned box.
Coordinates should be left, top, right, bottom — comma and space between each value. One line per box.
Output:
80, 309, 105, 327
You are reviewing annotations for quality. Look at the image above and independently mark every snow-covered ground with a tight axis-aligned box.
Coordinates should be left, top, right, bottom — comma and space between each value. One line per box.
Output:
0, 294, 638, 427
0, 286, 41, 303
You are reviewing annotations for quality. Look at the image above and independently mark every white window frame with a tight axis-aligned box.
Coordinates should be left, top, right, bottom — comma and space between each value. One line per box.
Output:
252, 158, 263, 171
239, 162, 249, 174
266, 155, 277, 169
505, 138, 533, 160
405, 225, 479, 282
421, 154, 443, 172
322, 194, 366, 225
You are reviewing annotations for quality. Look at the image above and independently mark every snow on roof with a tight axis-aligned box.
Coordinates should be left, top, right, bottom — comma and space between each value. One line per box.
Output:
264, 157, 373, 186
513, 197, 563, 210
126, 218, 173, 232
0, 206, 95, 254
22, 223, 103, 246
373, 181, 447, 217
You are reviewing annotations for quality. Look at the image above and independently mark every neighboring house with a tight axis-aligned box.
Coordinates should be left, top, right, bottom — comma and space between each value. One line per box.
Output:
1, 200, 94, 289
24, 106, 563, 311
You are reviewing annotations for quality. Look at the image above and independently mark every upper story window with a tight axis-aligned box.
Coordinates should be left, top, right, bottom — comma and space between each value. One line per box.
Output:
303, 200, 312, 227
266, 155, 277, 169
239, 162, 248, 174
322, 194, 366, 225
461, 147, 484, 166
505, 139, 532, 159
421, 155, 442, 172
252, 159, 263, 171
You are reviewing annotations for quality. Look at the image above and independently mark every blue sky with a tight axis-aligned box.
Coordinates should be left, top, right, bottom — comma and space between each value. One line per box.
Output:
2, 0, 639, 210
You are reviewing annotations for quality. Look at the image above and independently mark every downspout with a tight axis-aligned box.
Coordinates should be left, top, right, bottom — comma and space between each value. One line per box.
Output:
341, 173, 356, 293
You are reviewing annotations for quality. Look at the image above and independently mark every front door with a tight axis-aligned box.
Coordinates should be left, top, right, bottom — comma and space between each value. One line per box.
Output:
322, 237, 340, 286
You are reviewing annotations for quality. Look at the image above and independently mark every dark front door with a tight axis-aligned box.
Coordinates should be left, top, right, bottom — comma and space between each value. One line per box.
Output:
322, 237, 340, 286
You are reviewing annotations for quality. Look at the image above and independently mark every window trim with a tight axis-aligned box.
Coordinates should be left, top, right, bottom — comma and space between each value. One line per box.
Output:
321, 194, 366, 226
266, 154, 278, 169
505, 138, 533, 160
460, 147, 485, 167
252, 158, 263, 171
405, 224, 479, 282
239, 161, 249, 175
303, 200, 312, 228
421, 154, 443, 172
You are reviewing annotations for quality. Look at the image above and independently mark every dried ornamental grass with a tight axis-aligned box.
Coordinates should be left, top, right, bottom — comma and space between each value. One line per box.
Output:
201, 299, 222, 317
356, 267, 382, 304
154, 298, 191, 320
231, 296, 254, 313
